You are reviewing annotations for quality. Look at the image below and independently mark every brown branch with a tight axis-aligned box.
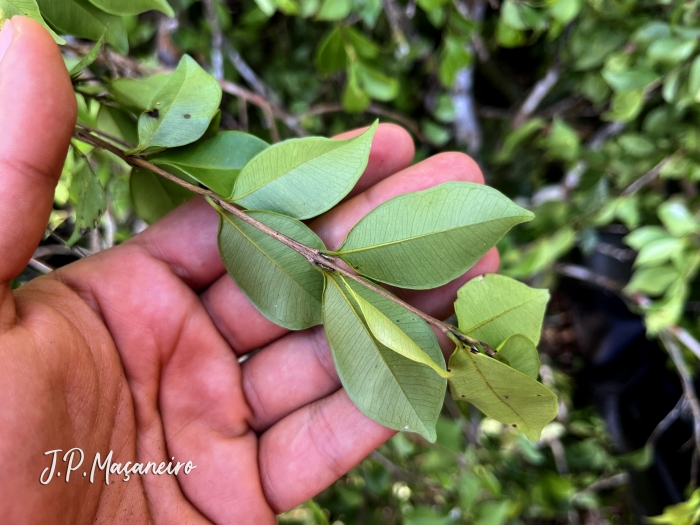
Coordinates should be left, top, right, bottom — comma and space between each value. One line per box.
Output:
512, 64, 561, 129
647, 395, 685, 447
73, 127, 486, 352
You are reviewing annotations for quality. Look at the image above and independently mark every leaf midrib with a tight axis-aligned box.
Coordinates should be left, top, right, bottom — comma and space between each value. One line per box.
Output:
337, 215, 528, 255
234, 138, 347, 201
461, 293, 546, 335
222, 213, 322, 304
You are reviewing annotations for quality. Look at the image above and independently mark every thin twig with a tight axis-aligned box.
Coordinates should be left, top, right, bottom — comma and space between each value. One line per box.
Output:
76, 121, 133, 148
647, 395, 685, 446
33, 245, 85, 259
383, 0, 411, 58
670, 326, 700, 361
621, 150, 682, 196
554, 263, 625, 293
659, 332, 700, 457
512, 64, 561, 129
203, 0, 225, 80
73, 127, 486, 351
369, 451, 440, 488
29, 259, 53, 274
223, 40, 279, 104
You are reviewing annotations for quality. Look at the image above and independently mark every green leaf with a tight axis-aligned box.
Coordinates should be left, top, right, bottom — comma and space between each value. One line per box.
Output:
689, 56, 700, 102
96, 105, 138, 145
624, 226, 669, 250
345, 26, 379, 59
356, 63, 399, 102
448, 347, 558, 441
69, 35, 103, 79
67, 159, 106, 245
626, 265, 679, 296
218, 210, 325, 330
545, 118, 580, 161
0, 0, 65, 44
315, 27, 347, 74
132, 55, 222, 153
232, 121, 377, 219
601, 67, 658, 93
109, 74, 170, 113
130, 166, 195, 224
323, 276, 446, 441
647, 38, 696, 66
85, 0, 173, 16
336, 182, 534, 289
341, 276, 450, 378
455, 274, 549, 346
439, 36, 472, 87
253, 0, 276, 16
315, 0, 350, 20
604, 90, 644, 123
496, 334, 540, 379
658, 200, 698, 237
37, 0, 128, 54
152, 132, 269, 197
342, 63, 371, 113
634, 237, 685, 267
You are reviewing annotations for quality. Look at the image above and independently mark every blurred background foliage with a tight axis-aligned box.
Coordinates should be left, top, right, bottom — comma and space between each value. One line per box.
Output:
18, 0, 700, 522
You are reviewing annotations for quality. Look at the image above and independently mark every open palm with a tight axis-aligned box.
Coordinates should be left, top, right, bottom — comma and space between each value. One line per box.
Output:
0, 17, 497, 524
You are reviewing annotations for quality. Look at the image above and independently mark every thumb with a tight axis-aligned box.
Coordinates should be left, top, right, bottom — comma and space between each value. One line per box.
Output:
0, 17, 77, 287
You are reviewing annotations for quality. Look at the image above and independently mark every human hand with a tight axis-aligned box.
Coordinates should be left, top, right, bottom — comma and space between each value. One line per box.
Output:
0, 17, 498, 524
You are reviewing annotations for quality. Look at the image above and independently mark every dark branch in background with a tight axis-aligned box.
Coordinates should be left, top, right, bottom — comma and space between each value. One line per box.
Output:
383, 0, 411, 58
511, 64, 561, 129
621, 150, 682, 196
647, 396, 686, 447
202, 0, 224, 80
223, 40, 279, 104
73, 127, 491, 356
451, 1, 486, 156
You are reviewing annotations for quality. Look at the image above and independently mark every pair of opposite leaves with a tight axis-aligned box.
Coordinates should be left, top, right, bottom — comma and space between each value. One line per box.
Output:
103, 54, 558, 441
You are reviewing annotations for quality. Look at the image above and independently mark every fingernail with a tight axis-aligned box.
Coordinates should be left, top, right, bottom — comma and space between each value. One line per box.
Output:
0, 19, 15, 63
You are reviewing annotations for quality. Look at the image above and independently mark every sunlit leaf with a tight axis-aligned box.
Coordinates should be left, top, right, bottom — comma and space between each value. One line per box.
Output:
0, 0, 64, 44
132, 55, 222, 153
496, 334, 540, 379
455, 274, 549, 346
85, 0, 173, 17
315, 0, 350, 20
232, 121, 377, 219
336, 182, 533, 289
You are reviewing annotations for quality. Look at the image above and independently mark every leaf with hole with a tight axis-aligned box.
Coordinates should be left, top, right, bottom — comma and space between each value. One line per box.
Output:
448, 347, 557, 441
455, 274, 549, 346
0, 0, 64, 44
232, 121, 377, 219
152, 132, 269, 198
218, 210, 325, 330
130, 166, 195, 224
323, 275, 446, 441
85, 0, 173, 17
496, 334, 540, 379
335, 182, 533, 289
132, 55, 222, 153
37, 0, 128, 54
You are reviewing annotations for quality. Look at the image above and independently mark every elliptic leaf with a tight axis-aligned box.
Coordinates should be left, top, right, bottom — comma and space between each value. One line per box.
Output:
496, 334, 540, 379
356, 63, 399, 102
232, 121, 377, 219
130, 166, 195, 224
448, 347, 558, 441
152, 132, 269, 197
218, 210, 325, 330
342, 64, 371, 113
133, 55, 222, 153
315, 27, 347, 74
455, 274, 549, 346
110, 74, 170, 113
341, 277, 450, 378
85, 0, 174, 17
37, 0, 128, 54
336, 182, 534, 289
67, 160, 106, 245
323, 276, 446, 441
0, 0, 64, 44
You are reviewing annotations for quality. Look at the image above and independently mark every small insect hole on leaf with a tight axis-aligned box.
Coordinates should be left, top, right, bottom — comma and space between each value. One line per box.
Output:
512, 424, 517, 428
147, 109, 160, 118
79, 228, 89, 235
184, 114, 191, 119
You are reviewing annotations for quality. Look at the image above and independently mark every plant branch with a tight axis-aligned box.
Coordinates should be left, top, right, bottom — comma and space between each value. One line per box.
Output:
202, 0, 225, 80
512, 64, 561, 129
73, 127, 486, 354
659, 332, 700, 457
621, 150, 682, 196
